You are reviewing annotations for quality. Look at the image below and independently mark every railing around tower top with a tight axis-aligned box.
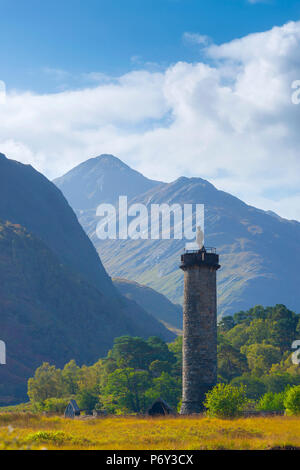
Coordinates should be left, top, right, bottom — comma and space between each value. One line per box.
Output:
184, 247, 217, 254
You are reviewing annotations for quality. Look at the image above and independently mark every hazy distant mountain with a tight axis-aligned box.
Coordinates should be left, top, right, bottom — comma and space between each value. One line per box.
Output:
114, 278, 182, 332
55, 155, 300, 318
54, 154, 162, 210
0, 153, 173, 404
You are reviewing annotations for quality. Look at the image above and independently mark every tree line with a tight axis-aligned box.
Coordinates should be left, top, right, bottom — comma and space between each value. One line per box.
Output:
27, 304, 300, 415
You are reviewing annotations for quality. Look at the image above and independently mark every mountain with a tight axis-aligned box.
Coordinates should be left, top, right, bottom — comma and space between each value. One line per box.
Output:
0, 154, 174, 404
113, 278, 182, 333
54, 155, 300, 318
54, 154, 162, 210
0, 152, 112, 294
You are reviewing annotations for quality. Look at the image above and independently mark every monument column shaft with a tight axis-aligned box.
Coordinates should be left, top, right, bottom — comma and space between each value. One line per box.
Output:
180, 250, 220, 415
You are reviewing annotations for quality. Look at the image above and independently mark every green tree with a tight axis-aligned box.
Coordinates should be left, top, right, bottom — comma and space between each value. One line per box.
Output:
263, 372, 299, 393
270, 353, 300, 377
218, 316, 235, 333
228, 305, 299, 354
149, 360, 171, 377
28, 363, 65, 404
245, 319, 273, 346
204, 383, 248, 418
102, 368, 150, 414
248, 305, 267, 321
109, 336, 154, 370
231, 375, 266, 400
62, 360, 80, 395
78, 360, 105, 390
225, 323, 249, 350
168, 336, 182, 376
233, 310, 251, 325
218, 341, 248, 381
241, 343, 282, 377
147, 336, 175, 365
268, 306, 299, 352
76, 387, 99, 411
43, 397, 70, 414
296, 318, 300, 335
145, 372, 181, 409
284, 385, 300, 415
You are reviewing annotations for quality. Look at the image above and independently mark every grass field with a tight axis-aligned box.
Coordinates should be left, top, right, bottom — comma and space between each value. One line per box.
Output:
0, 413, 300, 450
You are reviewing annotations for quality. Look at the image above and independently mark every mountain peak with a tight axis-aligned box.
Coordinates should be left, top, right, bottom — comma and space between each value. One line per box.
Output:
93, 154, 131, 169
54, 154, 161, 210
174, 175, 214, 188
61, 154, 130, 176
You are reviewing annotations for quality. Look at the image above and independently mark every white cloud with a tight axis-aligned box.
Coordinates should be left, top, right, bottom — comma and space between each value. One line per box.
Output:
1, 21, 300, 220
43, 67, 70, 81
183, 32, 211, 46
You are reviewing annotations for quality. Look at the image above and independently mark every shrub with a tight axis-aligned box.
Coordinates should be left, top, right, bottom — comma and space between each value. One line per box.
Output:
204, 383, 248, 418
256, 392, 285, 412
284, 385, 300, 415
26, 431, 71, 446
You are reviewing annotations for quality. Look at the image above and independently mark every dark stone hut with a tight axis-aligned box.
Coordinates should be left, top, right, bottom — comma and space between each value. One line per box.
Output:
64, 399, 80, 419
147, 398, 173, 416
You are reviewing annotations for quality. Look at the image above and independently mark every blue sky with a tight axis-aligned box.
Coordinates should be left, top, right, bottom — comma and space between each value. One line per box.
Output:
1, 0, 300, 92
1, 1, 300, 220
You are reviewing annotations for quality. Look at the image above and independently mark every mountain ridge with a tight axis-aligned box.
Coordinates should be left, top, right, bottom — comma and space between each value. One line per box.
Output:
54, 154, 300, 318
113, 277, 182, 332
54, 154, 162, 210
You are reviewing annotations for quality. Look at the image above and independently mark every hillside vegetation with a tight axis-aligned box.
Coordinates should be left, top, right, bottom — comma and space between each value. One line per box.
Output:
23, 304, 300, 416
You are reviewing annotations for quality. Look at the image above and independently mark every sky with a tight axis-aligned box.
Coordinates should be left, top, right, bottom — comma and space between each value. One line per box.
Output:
1, 0, 300, 220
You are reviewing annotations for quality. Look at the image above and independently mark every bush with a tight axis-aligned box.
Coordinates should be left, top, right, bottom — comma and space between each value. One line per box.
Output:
26, 431, 70, 445
204, 383, 248, 418
284, 385, 300, 415
256, 392, 285, 412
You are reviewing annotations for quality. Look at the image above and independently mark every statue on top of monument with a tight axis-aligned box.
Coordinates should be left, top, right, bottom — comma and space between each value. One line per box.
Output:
196, 226, 204, 250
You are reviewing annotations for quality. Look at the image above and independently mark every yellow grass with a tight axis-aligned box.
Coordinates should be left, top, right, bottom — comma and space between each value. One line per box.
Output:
0, 413, 300, 450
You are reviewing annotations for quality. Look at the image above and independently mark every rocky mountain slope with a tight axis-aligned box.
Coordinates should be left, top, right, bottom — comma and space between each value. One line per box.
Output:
114, 278, 182, 332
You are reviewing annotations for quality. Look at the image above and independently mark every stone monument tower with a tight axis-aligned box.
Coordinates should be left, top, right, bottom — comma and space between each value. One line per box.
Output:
180, 239, 220, 414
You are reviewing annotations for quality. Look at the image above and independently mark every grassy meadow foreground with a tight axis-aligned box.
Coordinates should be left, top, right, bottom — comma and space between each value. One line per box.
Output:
0, 413, 300, 450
